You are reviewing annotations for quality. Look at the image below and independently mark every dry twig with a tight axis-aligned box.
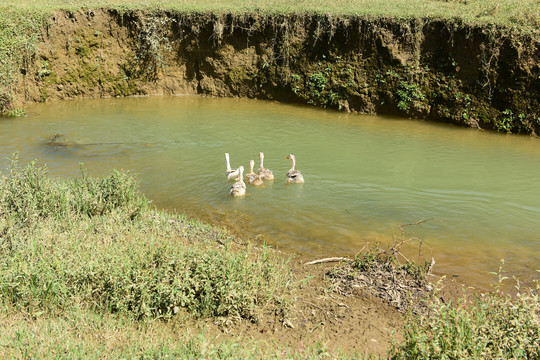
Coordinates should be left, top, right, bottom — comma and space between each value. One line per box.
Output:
304, 257, 352, 266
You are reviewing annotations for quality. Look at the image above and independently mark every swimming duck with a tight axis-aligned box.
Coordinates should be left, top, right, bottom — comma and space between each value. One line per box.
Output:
225, 153, 240, 181
230, 166, 246, 197
257, 152, 274, 180
246, 159, 264, 186
286, 154, 304, 184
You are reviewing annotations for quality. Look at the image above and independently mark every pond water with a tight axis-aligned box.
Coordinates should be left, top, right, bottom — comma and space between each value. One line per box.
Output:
2, 96, 539, 289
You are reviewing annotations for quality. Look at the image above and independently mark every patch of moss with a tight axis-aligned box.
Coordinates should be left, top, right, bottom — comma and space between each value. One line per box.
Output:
227, 66, 250, 84
39, 86, 48, 102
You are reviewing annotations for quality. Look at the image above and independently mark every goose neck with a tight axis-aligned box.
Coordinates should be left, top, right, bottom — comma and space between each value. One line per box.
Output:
225, 153, 232, 171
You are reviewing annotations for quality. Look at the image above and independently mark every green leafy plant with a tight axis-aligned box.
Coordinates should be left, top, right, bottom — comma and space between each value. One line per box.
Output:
391, 261, 540, 359
307, 71, 327, 98
498, 108, 514, 133
397, 81, 425, 113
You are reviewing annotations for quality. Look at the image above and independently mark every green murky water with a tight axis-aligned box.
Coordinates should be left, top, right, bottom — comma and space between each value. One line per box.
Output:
2, 96, 539, 289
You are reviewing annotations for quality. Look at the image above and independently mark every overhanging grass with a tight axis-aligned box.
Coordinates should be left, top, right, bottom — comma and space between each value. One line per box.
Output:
1, 0, 540, 31
0, 8, 45, 115
0, 157, 290, 321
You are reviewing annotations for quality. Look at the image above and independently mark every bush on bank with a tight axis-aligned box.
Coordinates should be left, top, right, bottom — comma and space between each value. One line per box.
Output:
390, 273, 540, 359
0, 157, 290, 320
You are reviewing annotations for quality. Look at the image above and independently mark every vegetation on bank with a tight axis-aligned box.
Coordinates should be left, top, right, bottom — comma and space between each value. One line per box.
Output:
2, 0, 540, 31
328, 244, 540, 358
0, 158, 538, 358
0, 156, 290, 321
389, 266, 540, 358
0, 157, 351, 359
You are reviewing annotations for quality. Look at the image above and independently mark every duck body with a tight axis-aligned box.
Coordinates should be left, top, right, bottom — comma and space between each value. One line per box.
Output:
230, 166, 247, 197
246, 159, 264, 186
225, 153, 240, 181
286, 154, 304, 184
257, 152, 274, 180
227, 170, 240, 181
286, 169, 305, 184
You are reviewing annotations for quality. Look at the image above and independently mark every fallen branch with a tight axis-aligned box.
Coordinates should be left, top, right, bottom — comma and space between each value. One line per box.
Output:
380, 218, 440, 261
398, 218, 440, 232
427, 257, 436, 275
304, 257, 352, 266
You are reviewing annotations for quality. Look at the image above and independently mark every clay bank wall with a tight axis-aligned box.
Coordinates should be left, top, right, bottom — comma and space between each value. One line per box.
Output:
19, 9, 540, 134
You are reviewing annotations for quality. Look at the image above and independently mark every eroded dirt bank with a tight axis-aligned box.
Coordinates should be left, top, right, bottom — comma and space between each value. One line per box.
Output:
19, 9, 540, 134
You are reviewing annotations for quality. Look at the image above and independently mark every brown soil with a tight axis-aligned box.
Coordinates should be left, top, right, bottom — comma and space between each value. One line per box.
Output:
176, 252, 465, 357
230, 258, 402, 356
15, 8, 540, 134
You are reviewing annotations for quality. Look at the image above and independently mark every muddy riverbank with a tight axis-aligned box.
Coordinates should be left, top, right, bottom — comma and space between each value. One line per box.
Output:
8, 8, 540, 134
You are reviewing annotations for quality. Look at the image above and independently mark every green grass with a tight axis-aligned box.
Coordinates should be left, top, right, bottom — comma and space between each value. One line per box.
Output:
1, 0, 539, 32
0, 156, 291, 321
0, 309, 345, 359
389, 269, 540, 359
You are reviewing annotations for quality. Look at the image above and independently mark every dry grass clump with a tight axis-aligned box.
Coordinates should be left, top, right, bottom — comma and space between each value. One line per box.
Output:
326, 219, 435, 313
326, 244, 434, 314
327, 254, 432, 314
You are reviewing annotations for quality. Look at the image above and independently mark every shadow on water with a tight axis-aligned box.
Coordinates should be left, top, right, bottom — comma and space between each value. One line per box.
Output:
42, 133, 155, 158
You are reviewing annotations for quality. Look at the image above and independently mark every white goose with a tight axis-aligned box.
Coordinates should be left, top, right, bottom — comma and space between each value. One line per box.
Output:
246, 159, 264, 186
230, 166, 246, 197
257, 152, 274, 180
225, 153, 240, 181
286, 154, 304, 184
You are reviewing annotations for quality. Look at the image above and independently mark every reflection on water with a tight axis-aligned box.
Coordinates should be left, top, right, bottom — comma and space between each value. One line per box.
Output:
1, 95, 539, 289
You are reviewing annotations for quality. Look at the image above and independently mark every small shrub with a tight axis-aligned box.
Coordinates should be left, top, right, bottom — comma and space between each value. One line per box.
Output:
308, 71, 327, 98
0, 156, 149, 225
129, 16, 175, 81
71, 167, 148, 218
391, 263, 540, 359
497, 108, 514, 133
397, 81, 426, 114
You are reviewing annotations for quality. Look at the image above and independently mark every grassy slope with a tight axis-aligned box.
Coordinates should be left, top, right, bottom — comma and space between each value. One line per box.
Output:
2, 0, 540, 31
0, 311, 342, 359
0, 159, 296, 358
